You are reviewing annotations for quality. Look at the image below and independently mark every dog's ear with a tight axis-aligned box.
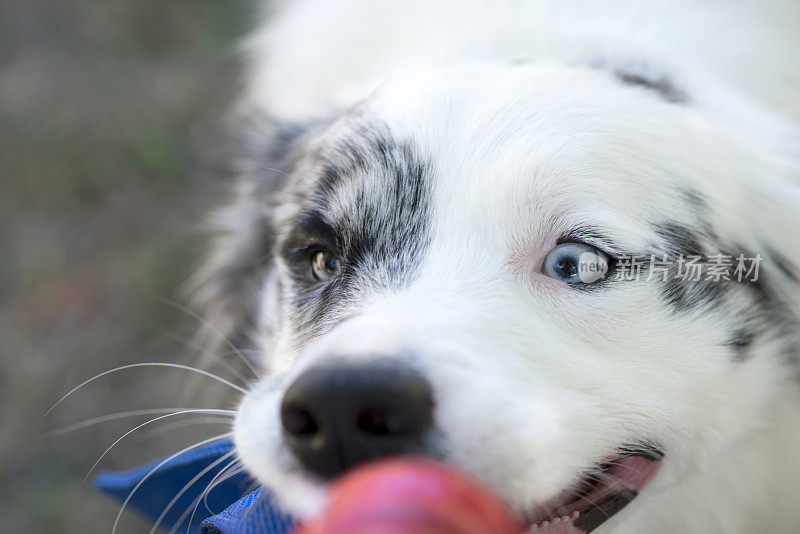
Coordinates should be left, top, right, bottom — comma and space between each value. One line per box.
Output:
186, 116, 310, 377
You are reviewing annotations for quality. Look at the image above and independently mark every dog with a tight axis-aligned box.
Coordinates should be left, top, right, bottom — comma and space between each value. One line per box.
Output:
190, 1, 800, 532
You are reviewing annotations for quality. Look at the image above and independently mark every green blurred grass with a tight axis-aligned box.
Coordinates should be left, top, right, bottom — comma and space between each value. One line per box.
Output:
0, 1, 251, 531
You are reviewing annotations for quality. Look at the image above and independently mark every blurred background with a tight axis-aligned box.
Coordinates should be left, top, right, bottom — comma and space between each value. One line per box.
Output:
0, 1, 256, 531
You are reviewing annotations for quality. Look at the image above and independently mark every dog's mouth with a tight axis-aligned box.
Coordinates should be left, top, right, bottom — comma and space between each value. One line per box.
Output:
525, 449, 663, 533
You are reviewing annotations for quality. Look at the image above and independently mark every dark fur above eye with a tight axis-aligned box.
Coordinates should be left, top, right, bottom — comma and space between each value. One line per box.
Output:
613, 69, 687, 103
294, 211, 339, 249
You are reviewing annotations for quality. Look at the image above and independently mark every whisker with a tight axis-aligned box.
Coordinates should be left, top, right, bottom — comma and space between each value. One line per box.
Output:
149, 450, 238, 534
160, 329, 251, 385
554, 489, 608, 524
149, 295, 261, 379
206, 356, 253, 387
240, 479, 261, 497
201, 464, 246, 517
47, 408, 234, 436
580, 493, 611, 522
175, 458, 243, 534
561, 469, 636, 524
261, 166, 293, 180
85, 409, 233, 482
141, 417, 233, 440
46, 363, 247, 416
195, 475, 261, 533
112, 433, 233, 534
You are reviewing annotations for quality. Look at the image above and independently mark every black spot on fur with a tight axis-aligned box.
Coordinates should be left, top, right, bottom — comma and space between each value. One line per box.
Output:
727, 329, 754, 361
653, 222, 729, 311
680, 189, 719, 243
681, 189, 710, 222
661, 271, 726, 312
766, 246, 800, 284
729, 245, 792, 321
655, 223, 705, 258
729, 245, 800, 365
613, 69, 686, 103
282, 122, 431, 338
650, 231, 800, 364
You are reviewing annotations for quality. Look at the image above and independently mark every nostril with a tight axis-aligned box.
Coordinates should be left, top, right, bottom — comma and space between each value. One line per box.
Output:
357, 407, 406, 436
282, 404, 320, 436
280, 362, 434, 479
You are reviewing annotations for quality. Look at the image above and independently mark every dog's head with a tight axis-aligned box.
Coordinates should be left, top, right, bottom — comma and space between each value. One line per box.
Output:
196, 63, 800, 530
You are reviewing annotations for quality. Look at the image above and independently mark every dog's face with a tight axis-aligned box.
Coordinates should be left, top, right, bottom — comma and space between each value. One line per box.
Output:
207, 63, 800, 530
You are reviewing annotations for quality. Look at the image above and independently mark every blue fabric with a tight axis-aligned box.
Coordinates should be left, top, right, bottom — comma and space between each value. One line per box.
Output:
201, 487, 294, 534
94, 440, 295, 534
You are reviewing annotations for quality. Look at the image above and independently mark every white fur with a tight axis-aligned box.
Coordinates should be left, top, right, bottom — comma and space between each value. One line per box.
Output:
228, 2, 800, 532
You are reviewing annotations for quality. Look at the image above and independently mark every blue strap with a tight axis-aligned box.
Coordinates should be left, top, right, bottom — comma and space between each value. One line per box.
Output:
94, 440, 295, 533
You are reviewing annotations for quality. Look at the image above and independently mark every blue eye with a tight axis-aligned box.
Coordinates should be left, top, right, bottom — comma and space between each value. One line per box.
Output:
542, 242, 610, 284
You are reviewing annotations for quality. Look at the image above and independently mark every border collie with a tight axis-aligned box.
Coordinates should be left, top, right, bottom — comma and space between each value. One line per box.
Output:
192, 1, 800, 531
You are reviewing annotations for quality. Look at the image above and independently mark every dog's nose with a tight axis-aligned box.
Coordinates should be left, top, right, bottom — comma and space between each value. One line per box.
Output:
280, 362, 434, 478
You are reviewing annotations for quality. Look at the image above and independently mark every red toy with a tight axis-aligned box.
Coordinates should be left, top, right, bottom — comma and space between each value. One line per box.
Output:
295, 458, 523, 534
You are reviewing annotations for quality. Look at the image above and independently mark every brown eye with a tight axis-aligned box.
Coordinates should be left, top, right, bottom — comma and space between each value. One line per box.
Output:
310, 250, 340, 281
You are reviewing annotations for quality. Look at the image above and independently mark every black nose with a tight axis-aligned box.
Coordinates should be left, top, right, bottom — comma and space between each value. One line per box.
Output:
280, 362, 434, 479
